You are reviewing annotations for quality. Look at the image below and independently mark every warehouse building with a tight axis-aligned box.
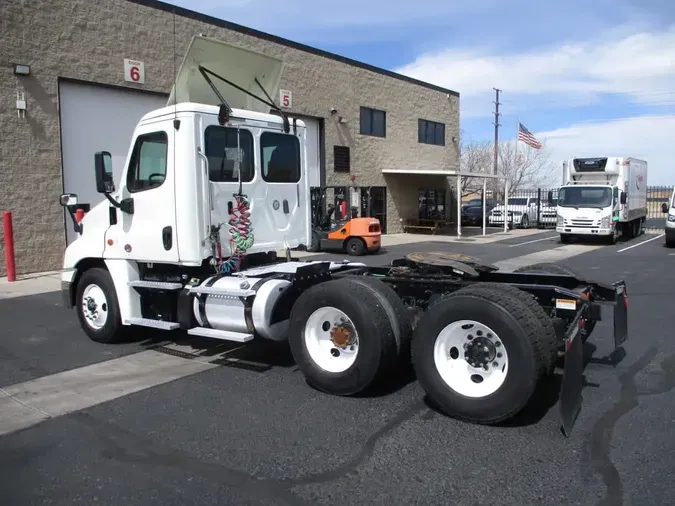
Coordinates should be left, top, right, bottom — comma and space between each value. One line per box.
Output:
0, 0, 460, 276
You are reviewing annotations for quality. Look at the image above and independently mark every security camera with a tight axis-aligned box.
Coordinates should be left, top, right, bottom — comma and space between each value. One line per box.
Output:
330, 108, 338, 115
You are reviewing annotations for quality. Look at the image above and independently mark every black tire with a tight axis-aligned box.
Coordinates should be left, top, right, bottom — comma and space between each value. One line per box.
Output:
411, 284, 553, 424
560, 234, 571, 244
308, 230, 321, 252
335, 276, 413, 364
520, 215, 529, 229
288, 278, 399, 396
513, 262, 596, 341
345, 237, 366, 256
667, 235, 675, 248
75, 267, 125, 344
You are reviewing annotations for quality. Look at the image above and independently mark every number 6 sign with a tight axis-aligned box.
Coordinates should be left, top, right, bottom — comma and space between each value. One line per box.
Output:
279, 89, 292, 108
124, 59, 145, 84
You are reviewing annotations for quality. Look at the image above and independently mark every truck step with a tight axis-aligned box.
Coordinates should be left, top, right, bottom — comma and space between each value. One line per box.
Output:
129, 280, 183, 290
188, 286, 256, 297
187, 327, 254, 342
125, 317, 180, 330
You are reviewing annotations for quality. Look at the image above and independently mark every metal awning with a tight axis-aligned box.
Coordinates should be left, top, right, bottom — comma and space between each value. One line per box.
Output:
167, 35, 285, 113
382, 168, 510, 236
382, 168, 504, 179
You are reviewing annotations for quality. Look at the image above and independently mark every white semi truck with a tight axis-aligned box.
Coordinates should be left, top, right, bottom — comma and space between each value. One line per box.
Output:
57, 35, 629, 436
555, 157, 648, 244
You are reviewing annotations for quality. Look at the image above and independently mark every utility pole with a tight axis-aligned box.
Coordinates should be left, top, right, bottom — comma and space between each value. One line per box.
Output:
492, 88, 501, 176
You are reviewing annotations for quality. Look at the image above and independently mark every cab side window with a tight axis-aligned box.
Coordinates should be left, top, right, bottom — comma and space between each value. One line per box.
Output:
260, 132, 301, 183
204, 126, 254, 183
127, 131, 168, 193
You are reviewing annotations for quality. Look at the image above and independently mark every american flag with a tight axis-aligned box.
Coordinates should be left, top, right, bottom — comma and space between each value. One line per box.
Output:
518, 122, 543, 150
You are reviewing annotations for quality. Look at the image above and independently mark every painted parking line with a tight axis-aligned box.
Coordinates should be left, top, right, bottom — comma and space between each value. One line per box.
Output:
617, 233, 664, 253
494, 243, 605, 271
0, 349, 219, 436
508, 234, 558, 247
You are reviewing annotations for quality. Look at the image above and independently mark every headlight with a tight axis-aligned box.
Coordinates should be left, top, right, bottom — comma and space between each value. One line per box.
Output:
601, 216, 611, 228
668, 214, 675, 222
557, 215, 564, 226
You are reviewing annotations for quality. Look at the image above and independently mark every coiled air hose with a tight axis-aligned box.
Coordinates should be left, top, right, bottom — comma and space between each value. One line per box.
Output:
216, 193, 254, 274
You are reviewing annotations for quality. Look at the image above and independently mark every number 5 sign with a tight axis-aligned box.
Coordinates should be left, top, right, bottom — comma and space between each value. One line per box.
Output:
124, 59, 145, 84
279, 89, 292, 108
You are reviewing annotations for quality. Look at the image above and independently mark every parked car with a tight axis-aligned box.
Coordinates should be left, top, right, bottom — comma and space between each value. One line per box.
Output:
488, 196, 539, 228
461, 199, 497, 226
538, 197, 558, 226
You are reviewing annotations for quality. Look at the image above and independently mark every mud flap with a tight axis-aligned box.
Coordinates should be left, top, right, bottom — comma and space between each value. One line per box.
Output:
613, 283, 628, 349
559, 311, 584, 438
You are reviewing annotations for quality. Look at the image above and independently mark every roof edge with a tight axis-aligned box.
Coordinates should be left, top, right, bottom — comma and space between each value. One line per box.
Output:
125, 0, 460, 98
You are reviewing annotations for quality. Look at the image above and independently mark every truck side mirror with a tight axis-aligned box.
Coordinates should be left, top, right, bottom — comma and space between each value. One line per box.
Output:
59, 193, 78, 207
620, 193, 627, 205
94, 151, 115, 194
662, 202, 669, 213
547, 190, 553, 202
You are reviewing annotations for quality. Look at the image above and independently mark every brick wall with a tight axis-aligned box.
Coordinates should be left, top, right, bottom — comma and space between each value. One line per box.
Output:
0, 0, 460, 276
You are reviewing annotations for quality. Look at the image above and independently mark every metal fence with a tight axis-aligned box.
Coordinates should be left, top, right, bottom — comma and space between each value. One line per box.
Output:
486, 186, 674, 230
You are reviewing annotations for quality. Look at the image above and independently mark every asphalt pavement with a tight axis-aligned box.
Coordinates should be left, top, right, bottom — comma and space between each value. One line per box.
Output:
1, 231, 674, 506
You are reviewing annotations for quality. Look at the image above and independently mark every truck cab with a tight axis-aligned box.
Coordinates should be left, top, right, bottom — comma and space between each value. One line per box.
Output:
556, 157, 647, 244
60, 35, 311, 276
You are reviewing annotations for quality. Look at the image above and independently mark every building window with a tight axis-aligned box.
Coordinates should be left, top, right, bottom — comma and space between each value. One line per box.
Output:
418, 119, 445, 146
126, 131, 168, 193
260, 131, 301, 183
418, 189, 446, 220
204, 126, 254, 183
360, 107, 386, 138
334, 145, 351, 172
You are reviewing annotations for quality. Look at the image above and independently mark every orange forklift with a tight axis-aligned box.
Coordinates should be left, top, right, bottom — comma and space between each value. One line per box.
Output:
308, 185, 382, 256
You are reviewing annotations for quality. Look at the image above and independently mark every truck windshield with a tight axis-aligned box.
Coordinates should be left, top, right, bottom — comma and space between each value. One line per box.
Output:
558, 187, 612, 208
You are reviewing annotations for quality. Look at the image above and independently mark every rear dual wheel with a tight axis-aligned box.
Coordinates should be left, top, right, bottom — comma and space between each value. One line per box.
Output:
411, 283, 557, 424
288, 276, 412, 396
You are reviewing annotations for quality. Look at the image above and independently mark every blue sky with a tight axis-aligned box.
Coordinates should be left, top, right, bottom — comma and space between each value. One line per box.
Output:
166, 0, 675, 184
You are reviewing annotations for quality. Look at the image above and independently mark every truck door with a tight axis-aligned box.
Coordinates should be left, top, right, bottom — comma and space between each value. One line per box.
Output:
257, 130, 307, 248
103, 124, 179, 263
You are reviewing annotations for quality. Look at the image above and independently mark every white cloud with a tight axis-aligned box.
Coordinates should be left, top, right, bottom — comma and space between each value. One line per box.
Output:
535, 115, 675, 186
394, 24, 675, 117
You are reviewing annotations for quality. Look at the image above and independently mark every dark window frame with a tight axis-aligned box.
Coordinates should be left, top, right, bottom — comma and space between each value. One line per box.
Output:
260, 131, 302, 183
360, 106, 386, 138
333, 145, 351, 172
126, 131, 169, 194
204, 125, 255, 183
418, 119, 446, 146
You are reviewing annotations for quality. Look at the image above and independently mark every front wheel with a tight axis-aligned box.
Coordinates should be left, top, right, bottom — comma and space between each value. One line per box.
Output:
75, 267, 125, 344
520, 215, 529, 229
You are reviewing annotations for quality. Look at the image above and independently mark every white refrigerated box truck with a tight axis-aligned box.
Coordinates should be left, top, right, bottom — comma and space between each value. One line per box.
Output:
555, 157, 647, 244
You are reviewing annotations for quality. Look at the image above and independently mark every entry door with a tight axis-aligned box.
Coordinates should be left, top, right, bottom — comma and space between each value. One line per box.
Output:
103, 125, 179, 263
363, 186, 387, 233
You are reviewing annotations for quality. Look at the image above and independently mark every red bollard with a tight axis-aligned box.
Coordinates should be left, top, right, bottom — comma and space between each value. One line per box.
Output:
75, 209, 85, 222
3, 211, 16, 282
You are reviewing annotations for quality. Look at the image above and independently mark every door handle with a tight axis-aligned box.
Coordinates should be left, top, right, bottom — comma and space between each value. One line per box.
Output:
162, 226, 173, 251
283, 200, 290, 214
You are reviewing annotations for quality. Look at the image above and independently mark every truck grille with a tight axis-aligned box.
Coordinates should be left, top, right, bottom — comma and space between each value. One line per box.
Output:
570, 219, 595, 228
